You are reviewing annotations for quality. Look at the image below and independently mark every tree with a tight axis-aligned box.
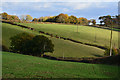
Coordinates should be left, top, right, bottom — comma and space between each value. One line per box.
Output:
104, 47, 118, 56
10, 15, 19, 21
78, 17, 88, 25
20, 15, 26, 21
46, 16, 56, 22
64, 14, 69, 23
88, 20, 91, 25
1, 12, 8, 20
0, 12, 19, 22
99, 15, 114, 27
39, 16, 50, 22
10, 33, 34, 54
26, 15, 33, 21
32, 18, 38, 22
68, 15, 78, 24
10, 33, 54, 56
99, 15, 116, 56
55, 13, 68, 23
100, 21, 103, 25
91, 19, 96, 26
101, 16, 116, 56
31, 35, 54, 56
108, 16, 115, 56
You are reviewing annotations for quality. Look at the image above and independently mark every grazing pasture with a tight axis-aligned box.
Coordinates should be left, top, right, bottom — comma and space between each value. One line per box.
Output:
2, 51, 119, 78
16, 23, 118, 48
2, 23, 104, 58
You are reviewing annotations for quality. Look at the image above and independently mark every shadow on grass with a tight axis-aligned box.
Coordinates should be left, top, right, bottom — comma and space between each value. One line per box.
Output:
92, 54, 103, 57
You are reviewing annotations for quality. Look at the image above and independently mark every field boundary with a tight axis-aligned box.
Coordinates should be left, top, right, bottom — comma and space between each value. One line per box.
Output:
1, 20, 107, 50
43, 54, 120, 65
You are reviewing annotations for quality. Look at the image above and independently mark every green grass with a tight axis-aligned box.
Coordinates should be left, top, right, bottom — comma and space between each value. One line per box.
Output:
2, 23, 39, 47
2, 23, 104, 58
2, 51, 119, 78
16, 23, 118, 48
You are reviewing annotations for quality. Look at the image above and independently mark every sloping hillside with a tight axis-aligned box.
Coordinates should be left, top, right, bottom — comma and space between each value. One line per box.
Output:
2, 51, 119, 78
2, 23, 104, 58
16, 22, 118, 48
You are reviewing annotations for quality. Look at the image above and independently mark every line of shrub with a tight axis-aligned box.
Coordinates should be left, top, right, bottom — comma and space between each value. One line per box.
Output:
1, 20, 35, 31
43, 54, 120, 65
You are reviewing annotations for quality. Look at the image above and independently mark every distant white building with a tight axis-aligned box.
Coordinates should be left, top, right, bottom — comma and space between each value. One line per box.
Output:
89, 23, 93, 25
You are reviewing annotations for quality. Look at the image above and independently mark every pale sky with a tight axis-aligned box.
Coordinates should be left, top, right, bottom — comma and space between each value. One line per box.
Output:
1, 1, 119, 23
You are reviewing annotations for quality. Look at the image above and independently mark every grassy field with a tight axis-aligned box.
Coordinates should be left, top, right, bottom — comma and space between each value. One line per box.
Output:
16, 23, 118, 48
2, 51, 119, 78
2, 23, 104, 58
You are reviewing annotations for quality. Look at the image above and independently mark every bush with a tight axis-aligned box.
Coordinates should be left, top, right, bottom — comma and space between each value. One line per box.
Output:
10, 33, 54, 56
30, 35, 54, 56
104, 47, 118, 56
10, 33, 34, 53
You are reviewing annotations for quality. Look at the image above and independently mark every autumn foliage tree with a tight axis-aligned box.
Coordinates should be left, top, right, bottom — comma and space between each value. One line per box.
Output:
32, 18, 39, 22
55, 13, 68, 23
1, 12, 90, 25
78, 17, 89, 25
26, 15, 33, 22
1, 12, 8, 20
68, 15, 78, 24
0, 12, 20, 22
31, 13, 90, 25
